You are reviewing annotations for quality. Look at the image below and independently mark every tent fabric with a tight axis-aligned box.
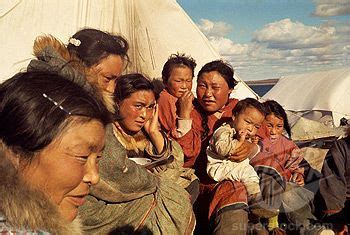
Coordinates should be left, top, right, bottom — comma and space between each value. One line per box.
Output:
263, 68, 350, 126
0, 0, 257, 100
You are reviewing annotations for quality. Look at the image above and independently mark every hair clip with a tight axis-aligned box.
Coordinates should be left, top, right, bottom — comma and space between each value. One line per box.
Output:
43, 93, 72, 115
68, 37, 81, 47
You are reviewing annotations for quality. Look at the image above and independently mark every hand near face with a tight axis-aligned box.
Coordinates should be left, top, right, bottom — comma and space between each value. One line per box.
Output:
228, 136, 255, 162
144, 104, 160, 135
144, 104, 165, 154
177, 90, 194, 119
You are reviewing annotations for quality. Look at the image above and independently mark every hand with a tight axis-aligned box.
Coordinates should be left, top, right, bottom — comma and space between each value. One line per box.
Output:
144, 104, 160, 136
144, 104, 165, 154
291, 173, 304, 186
177, 91, 194, 119
228, 132, 254, 162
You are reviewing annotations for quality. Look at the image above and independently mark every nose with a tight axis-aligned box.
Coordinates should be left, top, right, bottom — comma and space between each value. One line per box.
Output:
83, 157, 100, 186
139, 107, 147, 119
204, 87, 213, 97
106, 80, 116, 93
180, 81, 187, 89
270, 127, 277, 135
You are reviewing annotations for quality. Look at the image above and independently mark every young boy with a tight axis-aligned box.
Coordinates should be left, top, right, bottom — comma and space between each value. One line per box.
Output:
207, 98, 278, 218
157, 53, 196, 138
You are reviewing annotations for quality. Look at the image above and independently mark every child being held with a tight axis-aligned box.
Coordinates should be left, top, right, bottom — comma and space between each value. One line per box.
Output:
206, 98, 278, 218
157, 53, 196, 138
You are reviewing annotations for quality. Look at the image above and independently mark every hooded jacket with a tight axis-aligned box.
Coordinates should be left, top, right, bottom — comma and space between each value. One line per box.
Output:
27, 35, 115, 113
0, 149, 82, 234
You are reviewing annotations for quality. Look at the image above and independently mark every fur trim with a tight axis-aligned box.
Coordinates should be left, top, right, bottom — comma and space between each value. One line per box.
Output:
0, 149, 82, 234
31, 35, 115, 113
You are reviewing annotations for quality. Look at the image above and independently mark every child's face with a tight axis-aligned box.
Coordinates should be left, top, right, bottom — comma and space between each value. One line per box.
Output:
265, 113, 284, 140
166, 66, 193, 98
233, 107, 265, 139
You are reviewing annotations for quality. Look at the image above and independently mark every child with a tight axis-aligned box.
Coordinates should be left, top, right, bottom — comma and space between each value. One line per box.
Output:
157, 53, 196, 138
252, 100, 305, 233
206, 98, 278, 218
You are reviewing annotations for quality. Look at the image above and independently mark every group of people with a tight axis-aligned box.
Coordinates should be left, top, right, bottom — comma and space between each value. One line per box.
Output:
0, 27, 349, 235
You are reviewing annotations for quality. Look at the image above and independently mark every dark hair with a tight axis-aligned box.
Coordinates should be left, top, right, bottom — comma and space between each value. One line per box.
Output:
233, 98, 266, 117
67, 28, 129, 67
0, 71, 111, 159
263, 100, 291, 138
197, 60, 237, 89
114, 73, 157, 102
161, 53, 197, 83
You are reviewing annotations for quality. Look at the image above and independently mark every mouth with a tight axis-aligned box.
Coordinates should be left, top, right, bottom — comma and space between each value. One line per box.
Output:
135, 121, 145, 126
202, 100, 216, 105
67, 195, 87, 206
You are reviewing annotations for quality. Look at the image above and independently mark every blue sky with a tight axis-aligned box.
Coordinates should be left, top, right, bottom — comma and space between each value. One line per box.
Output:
177, 0, 350, 81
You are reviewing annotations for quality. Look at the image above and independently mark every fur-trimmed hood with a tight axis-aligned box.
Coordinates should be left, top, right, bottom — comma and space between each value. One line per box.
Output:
0, 150, 82, 234
27, 35, 115, 113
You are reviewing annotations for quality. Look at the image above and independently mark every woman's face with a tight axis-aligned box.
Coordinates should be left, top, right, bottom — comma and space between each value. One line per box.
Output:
265, 113, 284, 140
118, 90, 156, 133
21, 119, 105, 222
93, 55, 124, 93
166, 66, 193, 98
196, 71, 232, 112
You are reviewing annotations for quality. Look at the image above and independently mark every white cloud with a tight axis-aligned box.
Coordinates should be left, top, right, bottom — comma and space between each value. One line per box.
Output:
312, 0, 350, 17
252, 18, 336, 49
197, 19, 232, 37
196, 18, 349, 80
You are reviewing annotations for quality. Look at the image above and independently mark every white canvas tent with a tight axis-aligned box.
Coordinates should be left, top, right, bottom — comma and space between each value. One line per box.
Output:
263, 68, 350, 127
0, 0, 257, 100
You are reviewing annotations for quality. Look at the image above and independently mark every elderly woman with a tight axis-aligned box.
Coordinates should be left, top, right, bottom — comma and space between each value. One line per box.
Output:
28, 28, 129, 112
78, 73, 195, 234
0, 71, 110, 234
172, 60, 257, 234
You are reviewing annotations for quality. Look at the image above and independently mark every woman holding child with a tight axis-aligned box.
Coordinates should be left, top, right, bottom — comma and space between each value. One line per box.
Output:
160, 60, 257, 234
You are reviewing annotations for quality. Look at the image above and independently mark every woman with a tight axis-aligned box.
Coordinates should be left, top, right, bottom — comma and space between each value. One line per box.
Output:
174, 60, 257, 234
78, 74, 196, 234
28, 28, 129, 112
0, 71, 110, 234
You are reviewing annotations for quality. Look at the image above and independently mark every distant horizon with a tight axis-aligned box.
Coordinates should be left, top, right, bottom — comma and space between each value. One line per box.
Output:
177, 0, 350, 81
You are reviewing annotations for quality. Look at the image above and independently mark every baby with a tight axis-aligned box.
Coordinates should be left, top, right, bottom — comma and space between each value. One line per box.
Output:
207, 98, 277, 218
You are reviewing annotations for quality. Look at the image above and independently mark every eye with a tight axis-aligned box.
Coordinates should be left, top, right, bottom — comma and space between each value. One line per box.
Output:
76, 155, 89, 162
147, 104, 155, 110
134, 104, 142, 110
96, 155, 103, 164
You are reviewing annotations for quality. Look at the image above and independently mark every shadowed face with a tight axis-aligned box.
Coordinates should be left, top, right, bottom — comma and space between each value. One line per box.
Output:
233, 107, 265, 139
265, 113, 284, 140
21, 120, 105, 222
117, 90, 156, 133
196, 71, 232, 113
166, 66, 193, 98
92, 55, 124, 93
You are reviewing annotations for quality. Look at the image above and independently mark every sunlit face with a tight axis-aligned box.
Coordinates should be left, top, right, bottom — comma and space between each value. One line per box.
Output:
265, 113, 284, 140
196, 71, 232, 113
166, 66, 193, 98
233, 107, 265, 139
21, 120, 105, 222
117, 90, 156, 133
93, 55, 124, 93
